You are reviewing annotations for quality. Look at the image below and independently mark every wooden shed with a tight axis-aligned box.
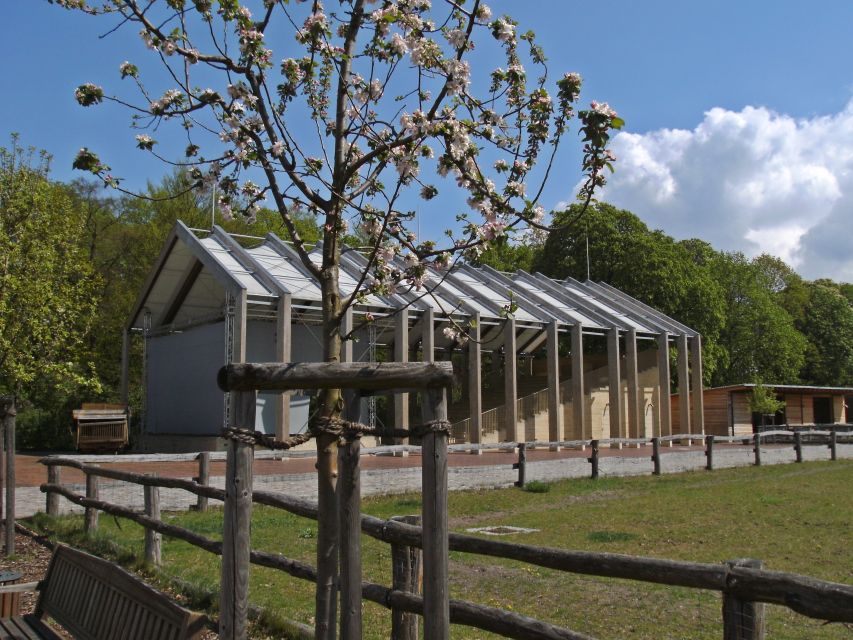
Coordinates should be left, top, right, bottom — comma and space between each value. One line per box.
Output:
672, 384, 853, 437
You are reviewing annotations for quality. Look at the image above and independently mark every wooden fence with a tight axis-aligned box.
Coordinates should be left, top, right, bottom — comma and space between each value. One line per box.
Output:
39, 453, 853, 640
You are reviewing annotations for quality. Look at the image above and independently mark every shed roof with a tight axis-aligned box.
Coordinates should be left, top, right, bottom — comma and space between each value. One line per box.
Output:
129, 221, 698, 339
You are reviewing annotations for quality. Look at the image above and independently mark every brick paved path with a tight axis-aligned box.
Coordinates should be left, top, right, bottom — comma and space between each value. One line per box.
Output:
11, 443, 852, 517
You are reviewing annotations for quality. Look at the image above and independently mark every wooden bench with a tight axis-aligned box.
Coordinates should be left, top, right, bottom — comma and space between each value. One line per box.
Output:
0, 544, 206, 639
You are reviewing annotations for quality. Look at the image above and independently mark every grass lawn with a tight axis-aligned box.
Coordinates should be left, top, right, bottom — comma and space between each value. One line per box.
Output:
28, 460, 853, 639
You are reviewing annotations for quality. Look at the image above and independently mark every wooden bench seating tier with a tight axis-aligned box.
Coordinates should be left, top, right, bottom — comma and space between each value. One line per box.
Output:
0, 545, 206, 640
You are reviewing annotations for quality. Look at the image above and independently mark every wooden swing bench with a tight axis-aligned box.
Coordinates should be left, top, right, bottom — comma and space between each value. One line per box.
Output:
0, 545, 206, 639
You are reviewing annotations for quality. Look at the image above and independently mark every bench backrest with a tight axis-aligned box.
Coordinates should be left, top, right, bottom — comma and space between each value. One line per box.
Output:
36, 545, 205, 640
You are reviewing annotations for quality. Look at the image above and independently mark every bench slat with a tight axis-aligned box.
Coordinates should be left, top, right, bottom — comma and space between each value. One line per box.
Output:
0, 615, 60, 640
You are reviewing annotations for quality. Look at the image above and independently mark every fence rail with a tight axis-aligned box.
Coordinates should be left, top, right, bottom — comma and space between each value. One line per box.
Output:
39, 434, 853, 640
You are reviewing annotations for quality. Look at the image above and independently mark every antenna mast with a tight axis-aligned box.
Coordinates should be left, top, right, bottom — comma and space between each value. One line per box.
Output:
211, 182, 216, 230
586, 234, 591, 281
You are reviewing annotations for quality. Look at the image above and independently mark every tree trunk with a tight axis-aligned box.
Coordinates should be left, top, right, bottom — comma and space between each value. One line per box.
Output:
316, 258, 343, 640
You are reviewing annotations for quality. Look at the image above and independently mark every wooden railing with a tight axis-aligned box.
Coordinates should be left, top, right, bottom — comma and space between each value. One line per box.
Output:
39, 430, 853, 639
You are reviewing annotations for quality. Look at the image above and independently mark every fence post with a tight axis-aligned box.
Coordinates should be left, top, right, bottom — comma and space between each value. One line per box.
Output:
390, 514, 422, 640
829, 430, 837, 461
220, 390, 255, 640
651, 437, 661, 476
420, 385, 450, 640
588, 440, 600, 479
84, 467, 99, 534
794, 430, 803, 463
2, 400, 15, 557
513, 443, 526, 488
753, 433, 762, 466
46, 465, 60, 516
144, 475, 162, 567
195, 451, 210, 512
705, 435, 715, 471
723, 558, 766, 640
339, 390, 362, 640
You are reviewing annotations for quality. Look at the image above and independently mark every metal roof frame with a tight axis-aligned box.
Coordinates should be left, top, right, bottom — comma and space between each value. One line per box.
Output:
129, 224, 701, 341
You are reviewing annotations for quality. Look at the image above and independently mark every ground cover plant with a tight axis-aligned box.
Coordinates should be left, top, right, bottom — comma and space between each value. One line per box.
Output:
29, 460, 853, 639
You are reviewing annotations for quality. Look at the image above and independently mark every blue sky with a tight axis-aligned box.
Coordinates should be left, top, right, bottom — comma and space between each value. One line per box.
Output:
4, 1, 853, 280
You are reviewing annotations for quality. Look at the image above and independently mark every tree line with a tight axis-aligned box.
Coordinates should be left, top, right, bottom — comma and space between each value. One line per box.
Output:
477, 202, 853, 390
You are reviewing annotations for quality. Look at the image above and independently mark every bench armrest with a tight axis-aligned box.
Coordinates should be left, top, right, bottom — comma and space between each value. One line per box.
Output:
0, 581, 41, 594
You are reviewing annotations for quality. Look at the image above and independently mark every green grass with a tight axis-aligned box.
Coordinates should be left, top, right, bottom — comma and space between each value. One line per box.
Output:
27, 460, 853, 639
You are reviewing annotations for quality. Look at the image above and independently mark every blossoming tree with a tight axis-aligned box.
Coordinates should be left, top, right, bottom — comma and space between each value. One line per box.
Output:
56, 0, 620, 635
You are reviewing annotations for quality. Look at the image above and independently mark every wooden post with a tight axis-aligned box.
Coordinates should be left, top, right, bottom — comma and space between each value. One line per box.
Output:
626, 328, 641, 439
657, 333, 672, 437
753, 433, 762, 466
390, 515, 422, 640
723, 559, 766, 640
571, 323, 586, 440
144, 477, 162, 566
651, 437, 661, 476
84, 469, 99, 534
3, 401, 14, 557
394, 310, 410, 449
588, 439, 600, 479
546, 321, 562, 450
829, 430, 838, 461
338, 391, 362, 640
275, 293, 292, 442
606, 328, 623, 442
468, 312, 482, 452
503, 318, 517, 442
677, 333, 691, 436
46, 465, 60, 516
220, 390, 255, 640
794, 430, 803, 463
196, 452, 210, 512
705, 435, 715, 471
420, 386, 449, 640
690, 335, 704, 435
513, 443, 527, 488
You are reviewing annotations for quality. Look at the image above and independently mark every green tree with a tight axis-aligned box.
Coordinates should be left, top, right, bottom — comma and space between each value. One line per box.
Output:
531, 203, 726, 382
0, 137, 101, 444
797, 282, 853, 386
709, 252, 806, 386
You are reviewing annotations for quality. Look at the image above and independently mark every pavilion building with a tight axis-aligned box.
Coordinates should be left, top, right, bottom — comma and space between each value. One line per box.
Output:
122, 222, 704, 452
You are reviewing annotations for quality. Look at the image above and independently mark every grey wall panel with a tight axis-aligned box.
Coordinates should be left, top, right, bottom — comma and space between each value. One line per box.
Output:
147, 322, 225, 435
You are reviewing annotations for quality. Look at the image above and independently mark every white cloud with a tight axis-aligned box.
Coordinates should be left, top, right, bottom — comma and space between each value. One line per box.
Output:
589, 101, 853, 281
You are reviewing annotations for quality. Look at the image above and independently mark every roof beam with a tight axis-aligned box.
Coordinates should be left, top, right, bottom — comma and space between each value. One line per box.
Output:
213, 226, 287, 297
157, 258, 203, 327
526, 272, 624, 329
477, 265, 573, 324
592, 281, 695, 337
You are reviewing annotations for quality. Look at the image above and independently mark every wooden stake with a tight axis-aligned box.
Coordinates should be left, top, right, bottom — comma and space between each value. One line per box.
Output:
794, 431, 803, 463
390, 515, 422, 640
513, 443, 527, 488
651, 438, 661, 476
338, 390, 362, 640
144, 476, 162, 566
46, 465, 60, 516
84, 469, 99, 534
588, 440, 600, 479
829, 430, 837, 461
421, 386, 449, 640
196, 452, 210, 512
705, 435, 715, 471
753, 433, 762, 466
723, 559, 766, 640
3, 402, 14, 557
220, 390, 255, 640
